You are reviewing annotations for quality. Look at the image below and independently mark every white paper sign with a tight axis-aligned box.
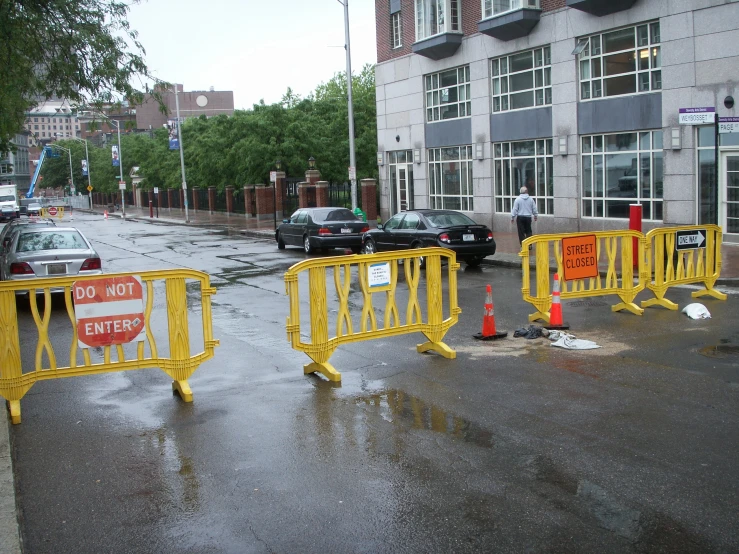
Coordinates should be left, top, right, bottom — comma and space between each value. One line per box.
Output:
368, 262, 390, 289
678, 107, 715, 125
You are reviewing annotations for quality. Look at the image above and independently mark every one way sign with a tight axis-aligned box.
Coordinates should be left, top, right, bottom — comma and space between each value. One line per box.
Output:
675, 229, 706, 251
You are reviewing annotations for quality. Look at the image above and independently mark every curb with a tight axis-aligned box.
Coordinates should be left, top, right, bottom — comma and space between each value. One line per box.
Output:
0, 407, 21, 554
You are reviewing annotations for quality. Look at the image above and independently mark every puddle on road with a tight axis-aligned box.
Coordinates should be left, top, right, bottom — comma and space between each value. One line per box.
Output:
698, 341, 739, 359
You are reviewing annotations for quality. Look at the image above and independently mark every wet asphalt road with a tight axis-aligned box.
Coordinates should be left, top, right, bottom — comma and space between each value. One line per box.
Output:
9, 213, 739, 553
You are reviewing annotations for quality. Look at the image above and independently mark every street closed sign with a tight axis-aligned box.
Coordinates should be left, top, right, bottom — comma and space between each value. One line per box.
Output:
73, 276, 146, 348
562, 235, 598, 281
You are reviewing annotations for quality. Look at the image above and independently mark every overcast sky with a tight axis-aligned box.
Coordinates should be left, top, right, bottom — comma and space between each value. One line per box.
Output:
126, 0, 378, 109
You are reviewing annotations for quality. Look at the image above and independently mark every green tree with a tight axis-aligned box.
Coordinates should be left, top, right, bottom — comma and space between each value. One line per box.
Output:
0, 0, 153, 152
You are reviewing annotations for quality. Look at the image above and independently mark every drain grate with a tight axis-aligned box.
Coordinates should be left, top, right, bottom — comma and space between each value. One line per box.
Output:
569, 299, 609, 308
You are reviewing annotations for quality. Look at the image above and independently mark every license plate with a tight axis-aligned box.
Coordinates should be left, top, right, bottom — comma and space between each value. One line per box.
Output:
47, 263, 66, 275
341, 228, 352, 234
463, 234, 475, 242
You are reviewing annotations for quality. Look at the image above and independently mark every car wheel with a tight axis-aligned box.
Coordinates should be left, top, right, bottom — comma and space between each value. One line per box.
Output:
412, 242, 426, 269
303, 235, 313, 254
465, 258, 483, 268
276, 233, 285, 250
362, 238, 376, 255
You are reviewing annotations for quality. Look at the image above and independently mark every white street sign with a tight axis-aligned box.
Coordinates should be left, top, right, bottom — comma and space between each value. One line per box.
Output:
118, 182, 126, 191
153, 187, 159, 194
348, 166, 356, 180
678, 107, 715, 125
269, 171, 277, 183
676, 229, 706, 250
719, 117, 739, 134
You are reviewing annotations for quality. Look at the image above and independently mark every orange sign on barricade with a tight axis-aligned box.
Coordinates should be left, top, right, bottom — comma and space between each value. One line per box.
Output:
561, 235, 598, 281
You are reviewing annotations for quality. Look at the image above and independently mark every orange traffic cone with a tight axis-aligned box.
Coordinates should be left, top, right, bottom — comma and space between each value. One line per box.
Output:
545, 273, 570, 330
473, 284, 507, 340
104, 209, 108, 220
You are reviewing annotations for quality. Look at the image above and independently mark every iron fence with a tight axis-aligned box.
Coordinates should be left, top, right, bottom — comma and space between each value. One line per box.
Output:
214, 189, 228, 212
232, 188, 245, 214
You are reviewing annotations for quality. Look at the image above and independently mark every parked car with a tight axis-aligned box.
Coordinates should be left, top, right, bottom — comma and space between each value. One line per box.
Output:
361, 209, 496, 267
0, 219, 56, 254
276, 207, 369, 254
26, 202, 42, 217
1, 226, 102, 288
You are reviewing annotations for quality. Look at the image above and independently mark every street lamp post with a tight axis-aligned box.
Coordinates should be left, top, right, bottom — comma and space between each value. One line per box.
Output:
274, 159, 282, 230
51, 144, 74, 197
69, 137, 91, 194
173, 86, 190, 224
337, 0, 357, 210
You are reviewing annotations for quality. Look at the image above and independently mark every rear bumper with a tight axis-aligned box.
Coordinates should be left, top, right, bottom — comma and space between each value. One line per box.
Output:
442, 241, 497, 258
311, 235, 363, 249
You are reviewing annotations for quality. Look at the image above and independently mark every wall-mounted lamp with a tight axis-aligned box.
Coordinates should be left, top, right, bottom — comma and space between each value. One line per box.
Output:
395, 135, 400, 143
558, 136, 568, 156
308, 156, 316, 169
414, 149, 421, 164
377, 152, 384, 166
725, 96, 735, 110
670, 127, 681, 150
475, 142, 484, 160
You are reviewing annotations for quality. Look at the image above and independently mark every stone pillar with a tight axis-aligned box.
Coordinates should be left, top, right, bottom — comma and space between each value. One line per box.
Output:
255, 184, 276, 226
298, 182, 314, 208
244, 186, 255, 217
192, 187, 200, 211
208, 186, 216, 214
361, 178, 378, 222
274, 171, 285, 221
315, 181, 329, 207
305, 169, 321, 186
167, 188, 173, 210
226, 186, 234, 214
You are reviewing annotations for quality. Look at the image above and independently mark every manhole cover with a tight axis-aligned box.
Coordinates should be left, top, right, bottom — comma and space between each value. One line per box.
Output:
698, 344, 739, 359
569, 299, 609, 307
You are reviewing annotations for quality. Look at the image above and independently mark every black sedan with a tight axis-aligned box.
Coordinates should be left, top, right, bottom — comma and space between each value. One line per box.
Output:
276, 207, 369, 254
361, 209, 496, 267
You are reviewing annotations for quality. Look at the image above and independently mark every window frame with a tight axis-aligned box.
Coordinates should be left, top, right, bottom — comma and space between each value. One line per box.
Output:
577, 21, 661, 102
427, 145, 475, 212
580, 130, 664, 221
482, 0, 540, 19
415, 0, 462, 42
494, 139, 554, 215
491, 46, 552, 113
391, 11, 403, 49
425, 65, 472, 123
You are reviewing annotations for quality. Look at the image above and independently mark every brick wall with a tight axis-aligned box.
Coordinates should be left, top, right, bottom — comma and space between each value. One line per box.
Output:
377, 0, 566, 64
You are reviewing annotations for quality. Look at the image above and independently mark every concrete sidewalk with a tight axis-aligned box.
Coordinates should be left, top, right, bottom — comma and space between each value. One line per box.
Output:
91, 205, 739, 284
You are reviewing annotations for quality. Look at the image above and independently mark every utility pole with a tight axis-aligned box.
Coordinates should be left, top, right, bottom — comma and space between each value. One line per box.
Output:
174, 86, 190, 223
338, 0, 357, 210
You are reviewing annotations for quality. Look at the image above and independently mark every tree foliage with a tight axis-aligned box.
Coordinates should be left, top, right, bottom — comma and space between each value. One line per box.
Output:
0, 0, 153, 152
39, 65, 379, 195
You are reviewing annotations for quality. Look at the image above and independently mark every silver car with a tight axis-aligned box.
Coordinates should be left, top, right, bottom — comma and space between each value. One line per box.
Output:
1, 226, 102, 287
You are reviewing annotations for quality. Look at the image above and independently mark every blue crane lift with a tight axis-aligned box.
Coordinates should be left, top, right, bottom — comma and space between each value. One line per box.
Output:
26, 146, 60, 198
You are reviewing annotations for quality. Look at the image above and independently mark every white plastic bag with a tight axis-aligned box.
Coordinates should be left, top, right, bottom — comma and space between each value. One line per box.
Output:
682, 303, 711, 319
550, 333, 601, 350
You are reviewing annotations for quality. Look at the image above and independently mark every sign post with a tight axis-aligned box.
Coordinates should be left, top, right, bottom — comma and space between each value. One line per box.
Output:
73, 276, 146, 348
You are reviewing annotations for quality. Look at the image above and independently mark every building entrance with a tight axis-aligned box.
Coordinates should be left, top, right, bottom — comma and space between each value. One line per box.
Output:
388, 150, 414, 215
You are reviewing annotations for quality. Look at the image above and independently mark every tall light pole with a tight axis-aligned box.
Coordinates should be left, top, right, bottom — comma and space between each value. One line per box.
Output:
51, 144, 74, 196
173, 85, 190, 223
69, 137, 91, 194
337, 0, 357, 210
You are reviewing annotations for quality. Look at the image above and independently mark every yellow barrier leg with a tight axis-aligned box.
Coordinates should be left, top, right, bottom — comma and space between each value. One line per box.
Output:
417, 255, 456, 359
611, 301, 644, 315
528, 310, 550, 323
7, 401, 21, 425
172, 380, 193, 402
692, 288, 728, 301
166, 278, 194, 402
641, 294, 679, 310
304, 362, 341, 382
416, 340, 456, 359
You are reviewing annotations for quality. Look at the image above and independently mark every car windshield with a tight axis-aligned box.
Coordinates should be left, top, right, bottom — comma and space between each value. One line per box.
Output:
425, 212, 478, 228
312, 208, 358, 222
16, 231, 87, 252
0, 195, 15, 202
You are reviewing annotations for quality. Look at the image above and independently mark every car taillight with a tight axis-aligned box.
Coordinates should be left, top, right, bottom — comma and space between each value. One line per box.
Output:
318, 227, 332, 236
486, 231, 493, 241
439, 233, 451, 244
10, 262, 34, 275
361, 226, 369, 233
80, 258, 101, 271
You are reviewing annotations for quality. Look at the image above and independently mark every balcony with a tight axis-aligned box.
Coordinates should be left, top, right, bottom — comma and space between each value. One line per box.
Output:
478, 0, 541, 42
412, 33, 463, 61
566, 0, 637, 17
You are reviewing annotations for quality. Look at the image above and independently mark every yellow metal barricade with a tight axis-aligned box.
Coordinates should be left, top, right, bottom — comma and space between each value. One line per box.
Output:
40, 206, 65, 220
284, 247, 460, 382
0, 269, 219, 424
521, 231, 646, 322
642, 225, 727, 310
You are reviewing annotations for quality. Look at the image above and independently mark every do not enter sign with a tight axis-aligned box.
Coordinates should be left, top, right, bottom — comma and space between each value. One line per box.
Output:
73, 276, 146, 348
561, 235, 598, 281
48, 206, 57, 216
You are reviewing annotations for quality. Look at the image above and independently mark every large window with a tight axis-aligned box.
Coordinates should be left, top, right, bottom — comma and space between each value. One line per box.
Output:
391, 12, 402, 49
492, 46, 551, 112
425, 66, 471, 122
494, 139, 553, 214
415, 0, 461, 41
581, 131, 663, 220
579, 22, 661, 100
482, 0, 540, 18
428, 146, 474, 211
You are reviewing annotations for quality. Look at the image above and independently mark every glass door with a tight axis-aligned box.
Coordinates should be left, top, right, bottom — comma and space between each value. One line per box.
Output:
721, 153, 739, 234
388, 150, 414, 215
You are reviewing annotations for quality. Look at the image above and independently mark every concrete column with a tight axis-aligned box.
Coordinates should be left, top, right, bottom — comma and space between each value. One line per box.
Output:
192, 187, 200, 211
226, 186, 234, 214
305, 169, 321, 186
244, 186, 255, 217
315, 181, 329, 207
208, 186, 216, 214
361, 178, 378, 222
255, 184, 275, 225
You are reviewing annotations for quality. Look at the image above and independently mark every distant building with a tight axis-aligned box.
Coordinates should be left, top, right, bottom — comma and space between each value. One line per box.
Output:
0, 132, 31, 192
24, 99, 81, 146
135, 84, 235, 131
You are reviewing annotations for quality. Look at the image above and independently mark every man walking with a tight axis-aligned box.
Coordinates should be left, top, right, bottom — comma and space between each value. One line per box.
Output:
511, 185, 538, 249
